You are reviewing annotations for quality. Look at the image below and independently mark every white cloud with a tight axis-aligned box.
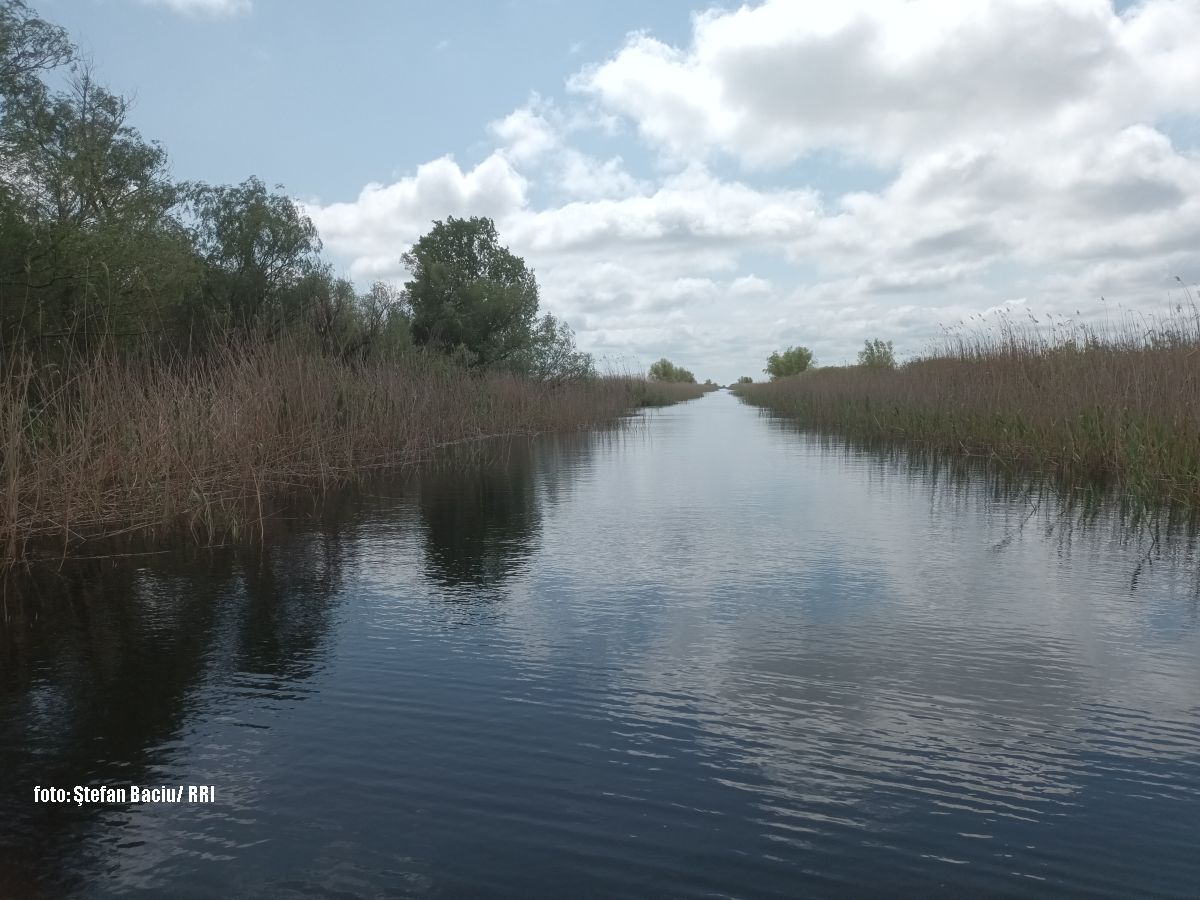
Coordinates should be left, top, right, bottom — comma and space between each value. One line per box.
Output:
306, 0, 1200, 382
489, 99, 645, 201
490, 104, 560, 164
731, 275, 771, 296
143, 0, 250, 17
572, 0, 1200, 167
304, 153, 528, 282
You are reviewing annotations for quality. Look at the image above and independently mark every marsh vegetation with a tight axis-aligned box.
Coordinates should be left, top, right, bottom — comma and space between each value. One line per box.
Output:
0, 2, 717, 564
738, 304, 1200, 507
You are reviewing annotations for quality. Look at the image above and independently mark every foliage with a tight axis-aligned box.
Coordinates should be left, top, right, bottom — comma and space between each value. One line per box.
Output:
648, 357, 696, 383
0, 0, 642, 565
0, 1, 412, 363
736, 307, 1200, 507
0, 339, 650, 563
0, 1, 70, 103
764, 345, 814, 379
401, 216, 541, 368
185, 176, 322, 337
857, 338, 896, 369
736, 376, 753, 384
511, 313, 596, 381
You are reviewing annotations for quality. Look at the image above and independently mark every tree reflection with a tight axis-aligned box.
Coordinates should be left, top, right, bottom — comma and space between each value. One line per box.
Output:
0, 523, 352, 899
416, 441, 543, 592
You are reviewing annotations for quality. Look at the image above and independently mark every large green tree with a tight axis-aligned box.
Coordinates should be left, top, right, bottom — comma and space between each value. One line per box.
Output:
401, 216, 539, 368
649, 358, 696, 383
2, 20, 193, 351
186, 176, 322, 338
765, 345, 814, 379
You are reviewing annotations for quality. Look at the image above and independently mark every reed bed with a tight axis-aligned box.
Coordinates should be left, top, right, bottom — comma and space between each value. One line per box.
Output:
634, 380, 718, 406
735, 303, 1200, 506
0, 341, 667, 564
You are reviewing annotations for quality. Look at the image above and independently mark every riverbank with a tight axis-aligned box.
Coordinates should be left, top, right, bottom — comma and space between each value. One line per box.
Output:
734, 306, 1200, 506
636, 380, 719, 406
0, 342, 689, 565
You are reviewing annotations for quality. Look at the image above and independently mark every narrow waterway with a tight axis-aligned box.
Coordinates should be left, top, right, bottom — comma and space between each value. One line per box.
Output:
2, 390, 1198, 898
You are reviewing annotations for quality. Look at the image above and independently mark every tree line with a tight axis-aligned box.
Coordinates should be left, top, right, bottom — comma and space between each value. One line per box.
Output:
0, 1, 592, 379
739, 339, 896, 382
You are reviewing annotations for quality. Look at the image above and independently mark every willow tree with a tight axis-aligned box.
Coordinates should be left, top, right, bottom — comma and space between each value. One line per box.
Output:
401, 216, 539, 368
765, 346, 814, 379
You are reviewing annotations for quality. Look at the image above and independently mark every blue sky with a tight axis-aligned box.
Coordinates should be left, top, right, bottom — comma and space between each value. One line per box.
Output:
43, 0, 698, 197
38, 0, 1200, 382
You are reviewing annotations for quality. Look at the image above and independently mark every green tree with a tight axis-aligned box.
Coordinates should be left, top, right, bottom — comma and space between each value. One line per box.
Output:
0, 1, 70, 120
401, 216, 539, 368
765, 345, 814, 379
857, 338, 896, 369
512, 313, 595, 381
186, 176, 322, 338
2, 49, 195, 351
736, 375, 753, 384
359, 281, 411, 360
648, 358, 696, 383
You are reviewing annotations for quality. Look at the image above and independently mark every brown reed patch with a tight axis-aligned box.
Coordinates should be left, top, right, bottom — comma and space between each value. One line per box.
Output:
735, 302, 1200, 507
634, 380, 717, 406
0, 341, 671, 564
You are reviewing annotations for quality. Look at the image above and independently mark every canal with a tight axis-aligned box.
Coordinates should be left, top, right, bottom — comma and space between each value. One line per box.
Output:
2, 390, 1198, 897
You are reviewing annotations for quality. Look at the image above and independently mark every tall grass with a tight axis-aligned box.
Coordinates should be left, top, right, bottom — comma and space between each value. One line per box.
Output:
632, 380, 718, 406
0, 340, 678, 564
735, 302, 1200, 506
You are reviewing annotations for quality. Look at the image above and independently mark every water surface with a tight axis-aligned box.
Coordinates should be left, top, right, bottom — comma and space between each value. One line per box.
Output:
2, 391, 1198, 898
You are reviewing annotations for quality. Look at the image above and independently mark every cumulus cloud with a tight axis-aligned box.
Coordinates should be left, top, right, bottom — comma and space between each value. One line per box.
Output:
305, 153, 528, 281
143, 0, 250, 17
306, 0, 1200, 380
572, 0, 1200, 166
489, 99, 645, 201
490, 103, 560, 164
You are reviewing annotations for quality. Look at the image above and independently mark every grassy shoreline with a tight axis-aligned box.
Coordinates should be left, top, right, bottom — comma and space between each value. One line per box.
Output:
734, 307, 1200, 507
0, 343, 700, 565
635, 380, 719, 406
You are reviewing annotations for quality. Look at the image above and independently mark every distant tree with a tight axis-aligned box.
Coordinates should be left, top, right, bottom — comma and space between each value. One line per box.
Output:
401, 216, 539, 368
512, 313, 595, 381
764, 346, 814, 379
736, 375, 753, 384
649, 358, 696, 383
857, 338, 896, 369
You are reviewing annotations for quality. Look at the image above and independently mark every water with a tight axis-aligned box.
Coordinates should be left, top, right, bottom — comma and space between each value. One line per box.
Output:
2, 391, 1198, 898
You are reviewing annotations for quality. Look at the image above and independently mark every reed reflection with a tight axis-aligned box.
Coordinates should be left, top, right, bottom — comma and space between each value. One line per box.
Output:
0, 525, 353, 899
761, 413, 1200, 598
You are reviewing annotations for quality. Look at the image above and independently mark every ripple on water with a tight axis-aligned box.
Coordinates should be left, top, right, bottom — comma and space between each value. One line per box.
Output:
0, 393, 1198, 898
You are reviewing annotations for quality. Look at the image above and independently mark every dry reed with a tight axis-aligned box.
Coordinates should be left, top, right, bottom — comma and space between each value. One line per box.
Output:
634, 380, 717, 406
735, 301, 1200, 506
0, 341, 668, 564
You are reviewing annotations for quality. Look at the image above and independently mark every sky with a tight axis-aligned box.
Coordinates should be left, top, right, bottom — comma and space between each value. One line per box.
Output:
41, 0, 1200, 383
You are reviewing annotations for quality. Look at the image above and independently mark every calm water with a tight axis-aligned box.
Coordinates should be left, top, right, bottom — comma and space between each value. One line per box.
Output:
2, 391, 1199, 898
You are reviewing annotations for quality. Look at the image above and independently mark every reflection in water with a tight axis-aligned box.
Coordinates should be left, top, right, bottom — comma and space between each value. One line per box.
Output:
416, 443, 542, 592
0, 529, 353, 899
0, 394, 1197, 898
761, 416, 1200, 599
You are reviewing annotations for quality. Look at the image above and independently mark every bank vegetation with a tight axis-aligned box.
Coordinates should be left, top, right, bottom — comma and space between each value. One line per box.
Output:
0, 2, 707, 563
735, 305, 1200, 506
